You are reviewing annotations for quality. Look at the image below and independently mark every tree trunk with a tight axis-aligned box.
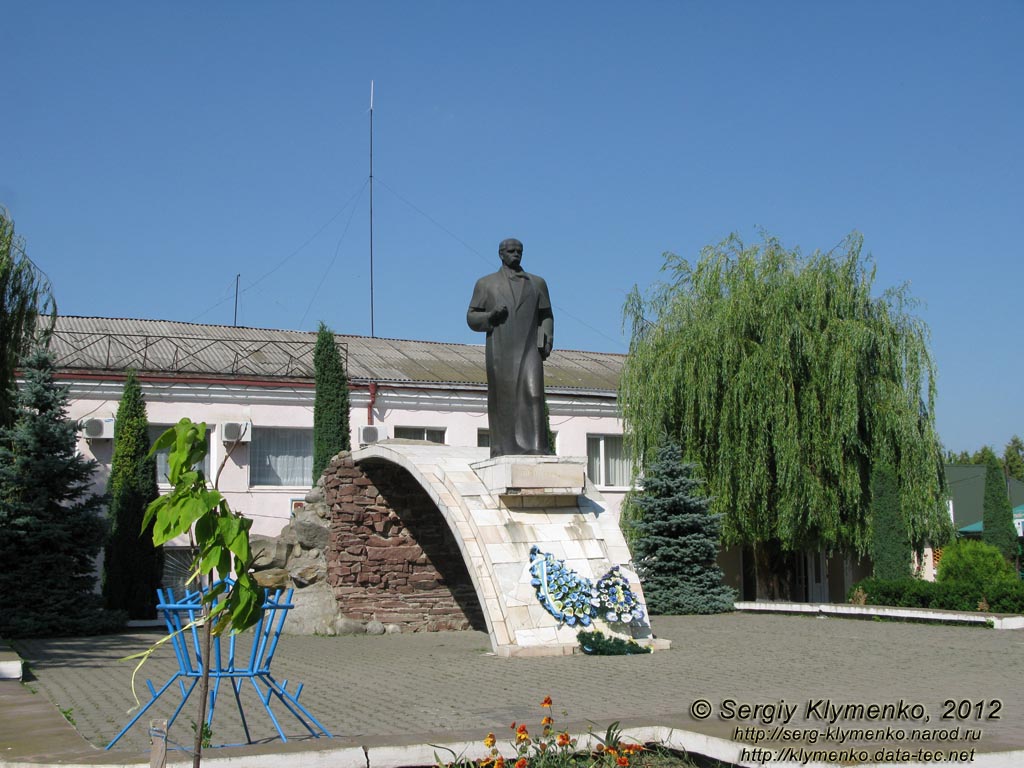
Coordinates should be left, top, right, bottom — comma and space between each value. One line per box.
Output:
192, 606, 212, 768
753, 540, 797, 601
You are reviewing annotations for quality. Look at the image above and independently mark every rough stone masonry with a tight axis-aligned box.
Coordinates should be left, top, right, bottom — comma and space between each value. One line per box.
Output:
250, 450, 486, 634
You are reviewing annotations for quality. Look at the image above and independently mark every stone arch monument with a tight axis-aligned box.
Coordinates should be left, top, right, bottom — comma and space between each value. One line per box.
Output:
319, 442, 663, 656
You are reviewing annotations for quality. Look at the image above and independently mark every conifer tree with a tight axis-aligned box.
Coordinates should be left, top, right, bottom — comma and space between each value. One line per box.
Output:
312, 322, 350, 482
0, 348, 121, 636
870, 461, 911, 579
628, 441, 734, 614
1003, 436, 1024, 483
103, 370, 162, 618
981, 451, 1017, 563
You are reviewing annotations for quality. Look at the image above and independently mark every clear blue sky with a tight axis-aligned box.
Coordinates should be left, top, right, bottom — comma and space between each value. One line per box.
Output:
3, 2, 1021, 454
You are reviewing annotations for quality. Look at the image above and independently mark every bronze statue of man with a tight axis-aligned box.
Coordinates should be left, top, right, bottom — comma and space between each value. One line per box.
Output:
467, 238, 554, 457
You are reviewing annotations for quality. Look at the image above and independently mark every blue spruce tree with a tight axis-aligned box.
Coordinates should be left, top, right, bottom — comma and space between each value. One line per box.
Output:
629, 442, 735, 614
0, 348, 123, 636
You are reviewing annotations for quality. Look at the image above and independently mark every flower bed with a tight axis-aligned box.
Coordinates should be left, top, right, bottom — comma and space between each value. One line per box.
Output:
435, 697, 696, 768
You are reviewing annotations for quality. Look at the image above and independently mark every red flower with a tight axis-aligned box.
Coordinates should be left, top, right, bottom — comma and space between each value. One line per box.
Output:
616, 757, 630, 767
541, 696, 553, 708
515, 759, 528, 768
556, 732, 571, 747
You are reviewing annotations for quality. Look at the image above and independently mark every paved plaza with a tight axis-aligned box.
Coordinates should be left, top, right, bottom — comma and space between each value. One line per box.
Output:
4, 613, 1024, 766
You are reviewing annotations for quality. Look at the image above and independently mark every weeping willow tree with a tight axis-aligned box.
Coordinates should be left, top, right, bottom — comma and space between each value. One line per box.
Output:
621, 233, 951, 598
1, 209, 56, 429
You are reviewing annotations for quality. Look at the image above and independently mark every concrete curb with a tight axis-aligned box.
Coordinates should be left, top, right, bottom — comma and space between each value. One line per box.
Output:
3, 727, 1024, 768
733, 601, 1024, 629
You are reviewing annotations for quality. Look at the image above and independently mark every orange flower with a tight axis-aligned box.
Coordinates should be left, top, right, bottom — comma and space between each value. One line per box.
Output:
515, 759, 528, 768
541, 716, 553, 726
616, 757, 630, 767
484, 733, 496, 748
495, 757, 505, 768
556, 732, 571, 747
541, 696, 553, 708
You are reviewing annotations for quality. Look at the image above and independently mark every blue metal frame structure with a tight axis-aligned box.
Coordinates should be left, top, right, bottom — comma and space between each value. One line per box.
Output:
105, 583, 332, 749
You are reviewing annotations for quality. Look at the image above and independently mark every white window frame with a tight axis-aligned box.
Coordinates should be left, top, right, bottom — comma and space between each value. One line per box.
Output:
393, 426, 447, 444
586, 433, 630, 489
249, 427, 314, 488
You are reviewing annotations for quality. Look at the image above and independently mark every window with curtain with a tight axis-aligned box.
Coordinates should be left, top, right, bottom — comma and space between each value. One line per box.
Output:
148, 425, 211, 484
393, 426, 446, 444
250, 427, 313, 486
586, 434, 629, 487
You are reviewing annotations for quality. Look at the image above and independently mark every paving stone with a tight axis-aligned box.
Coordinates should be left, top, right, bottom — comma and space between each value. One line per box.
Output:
7, 613, 1024, 761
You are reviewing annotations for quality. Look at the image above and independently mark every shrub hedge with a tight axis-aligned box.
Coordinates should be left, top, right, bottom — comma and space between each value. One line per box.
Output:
850, 577, 1024, 614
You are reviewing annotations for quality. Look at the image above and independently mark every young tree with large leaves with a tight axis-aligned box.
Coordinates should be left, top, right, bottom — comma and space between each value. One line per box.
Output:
628, 441, 734, 614
621, 233, 951, 598
1, 209, 56, 429
0, 348, 122, 636
312, 322, 350, 482
103, 370, 162, 618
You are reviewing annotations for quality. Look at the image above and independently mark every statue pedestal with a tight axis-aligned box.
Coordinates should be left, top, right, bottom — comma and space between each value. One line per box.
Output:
470, 454, 586, 505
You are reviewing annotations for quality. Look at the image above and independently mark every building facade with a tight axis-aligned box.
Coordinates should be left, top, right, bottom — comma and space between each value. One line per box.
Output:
56, 316, 631, 548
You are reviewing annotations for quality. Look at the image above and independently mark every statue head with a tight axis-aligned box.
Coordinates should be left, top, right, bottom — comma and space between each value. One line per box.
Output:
498, 238, 523, 270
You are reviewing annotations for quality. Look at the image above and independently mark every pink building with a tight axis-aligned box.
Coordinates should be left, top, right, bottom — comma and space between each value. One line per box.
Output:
55, 316, 630, 590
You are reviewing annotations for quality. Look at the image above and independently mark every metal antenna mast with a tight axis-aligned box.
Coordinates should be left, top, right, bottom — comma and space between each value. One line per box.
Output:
369, 80, 375, 338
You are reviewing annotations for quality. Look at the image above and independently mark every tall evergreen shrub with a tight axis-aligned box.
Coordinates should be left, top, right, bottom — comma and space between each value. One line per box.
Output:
628, 442, 735, 614
0, 348, 122, 636
102, 370, 162, 619
870, 461, 911, 579
312, 323, 350, 482
981, 452, 1017, 562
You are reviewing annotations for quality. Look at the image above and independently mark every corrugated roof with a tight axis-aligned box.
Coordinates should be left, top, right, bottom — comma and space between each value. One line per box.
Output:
49, 316, 624, 393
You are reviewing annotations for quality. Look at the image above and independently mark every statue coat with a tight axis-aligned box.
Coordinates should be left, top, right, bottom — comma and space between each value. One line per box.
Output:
467, 266, 553, 457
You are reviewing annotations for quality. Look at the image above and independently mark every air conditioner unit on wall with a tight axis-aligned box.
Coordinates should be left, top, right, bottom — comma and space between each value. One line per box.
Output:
221, 421, 252, 443
358, 424, 386, 446
83, 418, 115, 440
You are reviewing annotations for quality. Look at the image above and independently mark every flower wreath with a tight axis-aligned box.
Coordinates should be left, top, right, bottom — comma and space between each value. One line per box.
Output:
528, 546, 644, 627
